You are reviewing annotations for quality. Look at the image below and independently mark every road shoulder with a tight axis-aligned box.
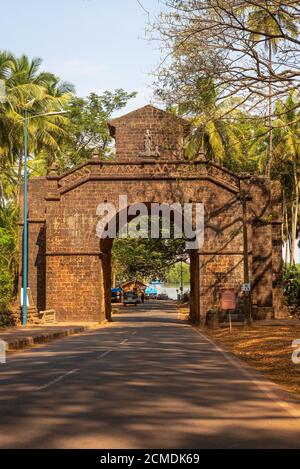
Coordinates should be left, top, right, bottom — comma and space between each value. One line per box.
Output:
199, 321, 300, 400
0, 322, 106, 353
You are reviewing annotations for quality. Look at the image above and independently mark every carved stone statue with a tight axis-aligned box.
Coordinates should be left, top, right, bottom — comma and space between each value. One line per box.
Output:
139, 129, 160, 158
144, 130, 152, 154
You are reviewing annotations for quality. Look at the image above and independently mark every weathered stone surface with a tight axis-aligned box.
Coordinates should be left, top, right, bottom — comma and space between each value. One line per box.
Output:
109, 104, 190, 161
18, 105, 284, 322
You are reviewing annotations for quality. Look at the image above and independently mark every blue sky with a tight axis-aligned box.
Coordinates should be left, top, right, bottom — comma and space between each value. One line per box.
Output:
1, 0, 163, 113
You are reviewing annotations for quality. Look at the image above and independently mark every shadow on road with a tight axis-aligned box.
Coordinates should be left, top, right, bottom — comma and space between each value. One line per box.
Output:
1, 299, 300, 449
113, 300, 186, 325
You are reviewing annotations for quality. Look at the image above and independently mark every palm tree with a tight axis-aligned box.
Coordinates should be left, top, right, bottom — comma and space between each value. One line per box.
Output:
272, 92, 300, 264
181, 77, 252, 171
0, 52, 75, 316
0, 51, 74, 202
247, 4, 298, 177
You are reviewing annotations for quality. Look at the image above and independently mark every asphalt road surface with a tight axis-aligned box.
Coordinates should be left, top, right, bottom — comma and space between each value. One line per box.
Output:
1, 301, 300, 449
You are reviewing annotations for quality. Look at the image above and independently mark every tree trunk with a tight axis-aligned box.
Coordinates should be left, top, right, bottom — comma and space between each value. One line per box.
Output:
283, 191, 289, 264
112, 269, 116, 288
290, 160, 299, 264
265, 41, 273, 178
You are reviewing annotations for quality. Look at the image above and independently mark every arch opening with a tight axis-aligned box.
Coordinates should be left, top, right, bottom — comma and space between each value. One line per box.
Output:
98, 204, 201, 324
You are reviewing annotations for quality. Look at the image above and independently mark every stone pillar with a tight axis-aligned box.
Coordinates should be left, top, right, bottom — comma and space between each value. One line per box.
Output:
194, 253, 201, 323
18, 177, 48, 312
189, 252, 195, 321
252, 220, 273, 317
46, 253, 104, 322
272, 223, 285, 317
246, 176, 283, 319
99, 251, 112, 321
45, 165, 105, 323
270, 180, 285, 318
189, 251, 201, 323
27, 221, 46, 311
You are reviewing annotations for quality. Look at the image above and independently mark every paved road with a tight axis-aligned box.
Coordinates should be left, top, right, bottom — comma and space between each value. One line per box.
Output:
1, 301, 300, 449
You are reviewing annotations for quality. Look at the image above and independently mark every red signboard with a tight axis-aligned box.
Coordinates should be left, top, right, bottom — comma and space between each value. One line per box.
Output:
220, 288, 236, 310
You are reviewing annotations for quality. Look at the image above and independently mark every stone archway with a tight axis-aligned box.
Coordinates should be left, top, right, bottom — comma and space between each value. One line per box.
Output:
19, 105, 285, 323
98, 203, 197, 322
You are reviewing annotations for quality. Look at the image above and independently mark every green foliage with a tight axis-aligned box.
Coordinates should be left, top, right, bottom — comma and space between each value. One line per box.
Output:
56, 90, 137, 169
164, 262, 190, 284
176, 78, 264, 174
0, 267, 13, 311
112, 237, 187, 284
0, 50, 75, 316
0, 49, 137, 314
248, 4, 298, 52
0, 224, 16, 313
0, 50, 137, 183
0, 50, 74, 203
283, 264, 300, 313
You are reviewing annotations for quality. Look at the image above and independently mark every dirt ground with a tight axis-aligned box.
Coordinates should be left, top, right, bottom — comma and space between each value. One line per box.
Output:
201, 321, 300, 396
175, 303, 300, 396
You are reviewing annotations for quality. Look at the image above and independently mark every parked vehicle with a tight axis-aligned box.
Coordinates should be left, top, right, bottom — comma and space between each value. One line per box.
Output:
123, 291, 139, 306
157, 293, 169, 300
111, 287, 122, 303
145, 286, 158, 299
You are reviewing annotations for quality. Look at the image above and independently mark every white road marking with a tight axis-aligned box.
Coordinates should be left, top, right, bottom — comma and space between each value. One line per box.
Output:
98, 350, 112, 359
35, 340, 130, 390
193, 327, 300, 420
97, 335, 133, 357
37, 368, 79, 391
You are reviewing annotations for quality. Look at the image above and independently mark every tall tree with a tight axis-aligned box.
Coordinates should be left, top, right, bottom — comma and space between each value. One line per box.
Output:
112, 236, 187, 283
0, 51, 74, 203
248, 4, 298, 176
55, 90, 137, 169
0, 51, 74, 318
177, 77, 254, 170
272, 92, 300, 263
151, 1, 300, 135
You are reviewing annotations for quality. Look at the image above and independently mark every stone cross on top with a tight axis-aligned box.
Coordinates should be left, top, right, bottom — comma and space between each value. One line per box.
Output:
108, 104, 190, 161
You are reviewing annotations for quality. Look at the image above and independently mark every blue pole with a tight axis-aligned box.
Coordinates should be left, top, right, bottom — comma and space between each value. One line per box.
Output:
22, 110, 28, 326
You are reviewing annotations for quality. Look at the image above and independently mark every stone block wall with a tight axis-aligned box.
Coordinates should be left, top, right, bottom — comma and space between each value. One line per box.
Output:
18, 177, 47, 312
109, 105, 190, 161
18, 105, 284, 323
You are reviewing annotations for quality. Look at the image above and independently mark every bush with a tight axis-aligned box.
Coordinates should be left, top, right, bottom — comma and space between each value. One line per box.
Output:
283, 264, 300, 314
0, 269, 13, 311
0, 227, 16, 316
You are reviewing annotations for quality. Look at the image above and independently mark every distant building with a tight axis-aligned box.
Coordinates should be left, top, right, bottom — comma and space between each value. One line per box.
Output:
122, 280, 147, 293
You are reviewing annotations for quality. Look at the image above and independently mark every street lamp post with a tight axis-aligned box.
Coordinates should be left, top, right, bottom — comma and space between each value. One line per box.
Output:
0, 81, 28, 321
21, 109, 68, 326
22, 110, 29, 325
